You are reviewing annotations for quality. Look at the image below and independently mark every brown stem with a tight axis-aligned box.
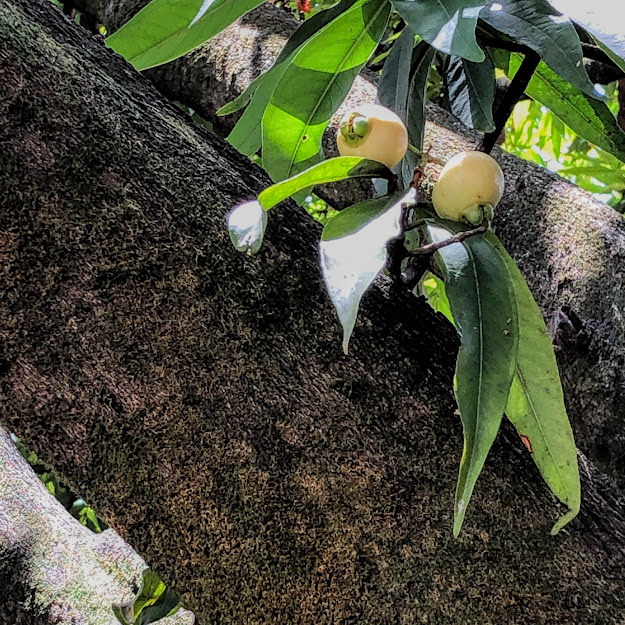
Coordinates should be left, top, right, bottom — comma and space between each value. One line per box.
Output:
408, 225, 487, 256
477, 50, 540, 154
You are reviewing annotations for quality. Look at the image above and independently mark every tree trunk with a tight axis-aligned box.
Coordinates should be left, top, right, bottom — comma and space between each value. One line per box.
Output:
0, 424, 195, 623
75, 0, 625, 490
1, 0, 625, 623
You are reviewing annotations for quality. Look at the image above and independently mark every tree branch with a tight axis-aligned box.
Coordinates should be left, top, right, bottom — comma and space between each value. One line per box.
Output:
408, 225, 487, 255
478, 50, 540, 154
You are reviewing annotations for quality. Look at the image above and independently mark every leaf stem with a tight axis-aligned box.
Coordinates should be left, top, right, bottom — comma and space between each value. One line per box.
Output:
408, 225, 487, 255
477, 50, 540, 155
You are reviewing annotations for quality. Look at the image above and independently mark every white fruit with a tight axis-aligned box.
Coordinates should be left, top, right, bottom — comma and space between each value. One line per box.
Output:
432, 151, 504, 225
336, 104, 408, 169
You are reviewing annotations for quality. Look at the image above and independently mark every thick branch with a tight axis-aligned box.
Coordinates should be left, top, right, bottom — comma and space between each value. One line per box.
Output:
0, 426, 194, 624
70, 0, 625, 489
1, 0, 625, 622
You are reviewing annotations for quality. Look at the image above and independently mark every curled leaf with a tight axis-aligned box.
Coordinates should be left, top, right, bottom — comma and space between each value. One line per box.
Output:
227, 200, 267, 255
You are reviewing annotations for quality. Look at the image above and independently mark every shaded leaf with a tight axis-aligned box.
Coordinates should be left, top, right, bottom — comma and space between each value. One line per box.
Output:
425, 221, 518, 536
378, 26, 415, 123
321, 189, 415, 353
262, 0, 391, 181
403, 42, 436, 187
500, 51, 625, 162
106, 0, 263, 71
481, 0, 595, 96
258, 157, 393, 209
445, 51, 496, 132
378, 34, 434, 186
137, 588, 180, 624
392, 0, 486, 62
546, 0, 625, 69
486, 232, 580, 534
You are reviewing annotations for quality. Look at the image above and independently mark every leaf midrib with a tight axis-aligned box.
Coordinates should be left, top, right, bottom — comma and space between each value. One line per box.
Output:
513, 365, 571, 503
286, 0, 390, 176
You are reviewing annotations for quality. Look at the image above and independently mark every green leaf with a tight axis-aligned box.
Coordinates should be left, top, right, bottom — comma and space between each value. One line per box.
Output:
546, 0, 625, 69
378, 26, 415, 123
106, 0, 264, 71
321, 189, 415, 353
227, 73, 278, 156
378, 34, 434, 186
445, 52, 496, 132
217, 74, 264, 117
505, 52, 625, 162
262, 0, 391, 181
481, 0, 595, 96
403, 42, 435, 187
420, 271, 454, 322
486, 232, 580, 534
425, 221, 518, 536
224, 0, 359, 152
392, 0, 486, 62
258, 157, 393, 209
137, 588, 180, 625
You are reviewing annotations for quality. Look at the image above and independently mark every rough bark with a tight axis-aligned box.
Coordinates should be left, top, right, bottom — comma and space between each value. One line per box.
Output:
73, 0, 625, 490
0, 426, 194, 624
2, 0, 625, 623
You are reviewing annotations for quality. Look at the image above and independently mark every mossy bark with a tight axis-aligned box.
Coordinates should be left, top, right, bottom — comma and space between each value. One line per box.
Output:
1, 0, 625, 623
75, 0, 625, 490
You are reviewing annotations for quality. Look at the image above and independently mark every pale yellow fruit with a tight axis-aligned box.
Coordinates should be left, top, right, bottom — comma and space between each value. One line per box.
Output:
336, 103, 408, 169
432, 151, 505, 224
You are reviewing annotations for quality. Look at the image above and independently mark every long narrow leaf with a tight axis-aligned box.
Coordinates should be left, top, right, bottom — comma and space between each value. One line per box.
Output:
322, 189, 415, 353
404, 42, 435, 187
445, 52, 496, 132
481, 0, 595, 96
262, 0, 391, 181
503, 52, 625, 162
546, 0, 625, 70
378, 26, 415, 122
258, 157, 393, 209
425, 221, 518, 536
106, 0, 264, 71
487, 232, 580, 534
223, 0, 360, 147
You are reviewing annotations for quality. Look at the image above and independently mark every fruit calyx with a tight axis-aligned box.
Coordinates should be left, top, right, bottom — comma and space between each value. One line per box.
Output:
339, 114, 371, 146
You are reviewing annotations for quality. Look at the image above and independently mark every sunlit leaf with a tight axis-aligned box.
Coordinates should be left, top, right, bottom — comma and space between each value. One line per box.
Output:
420, 271, 454, 321
392, 0, 486, 62
224, 0, 357, 153
501, 52, 625, 162
262, 0, 391, 181
445, 51, 496, 132
481, 0, 595, 96
106, 0, 263, 71
321, 189, 415, 353
546, 0, 625, 70
258, 157, 393, 209
486, 233, 580, 534
425, 221, 518, 536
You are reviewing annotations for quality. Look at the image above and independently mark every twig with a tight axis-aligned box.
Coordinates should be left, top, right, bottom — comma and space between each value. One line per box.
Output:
477, 50, 540, 154
408, 225, 487, 256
